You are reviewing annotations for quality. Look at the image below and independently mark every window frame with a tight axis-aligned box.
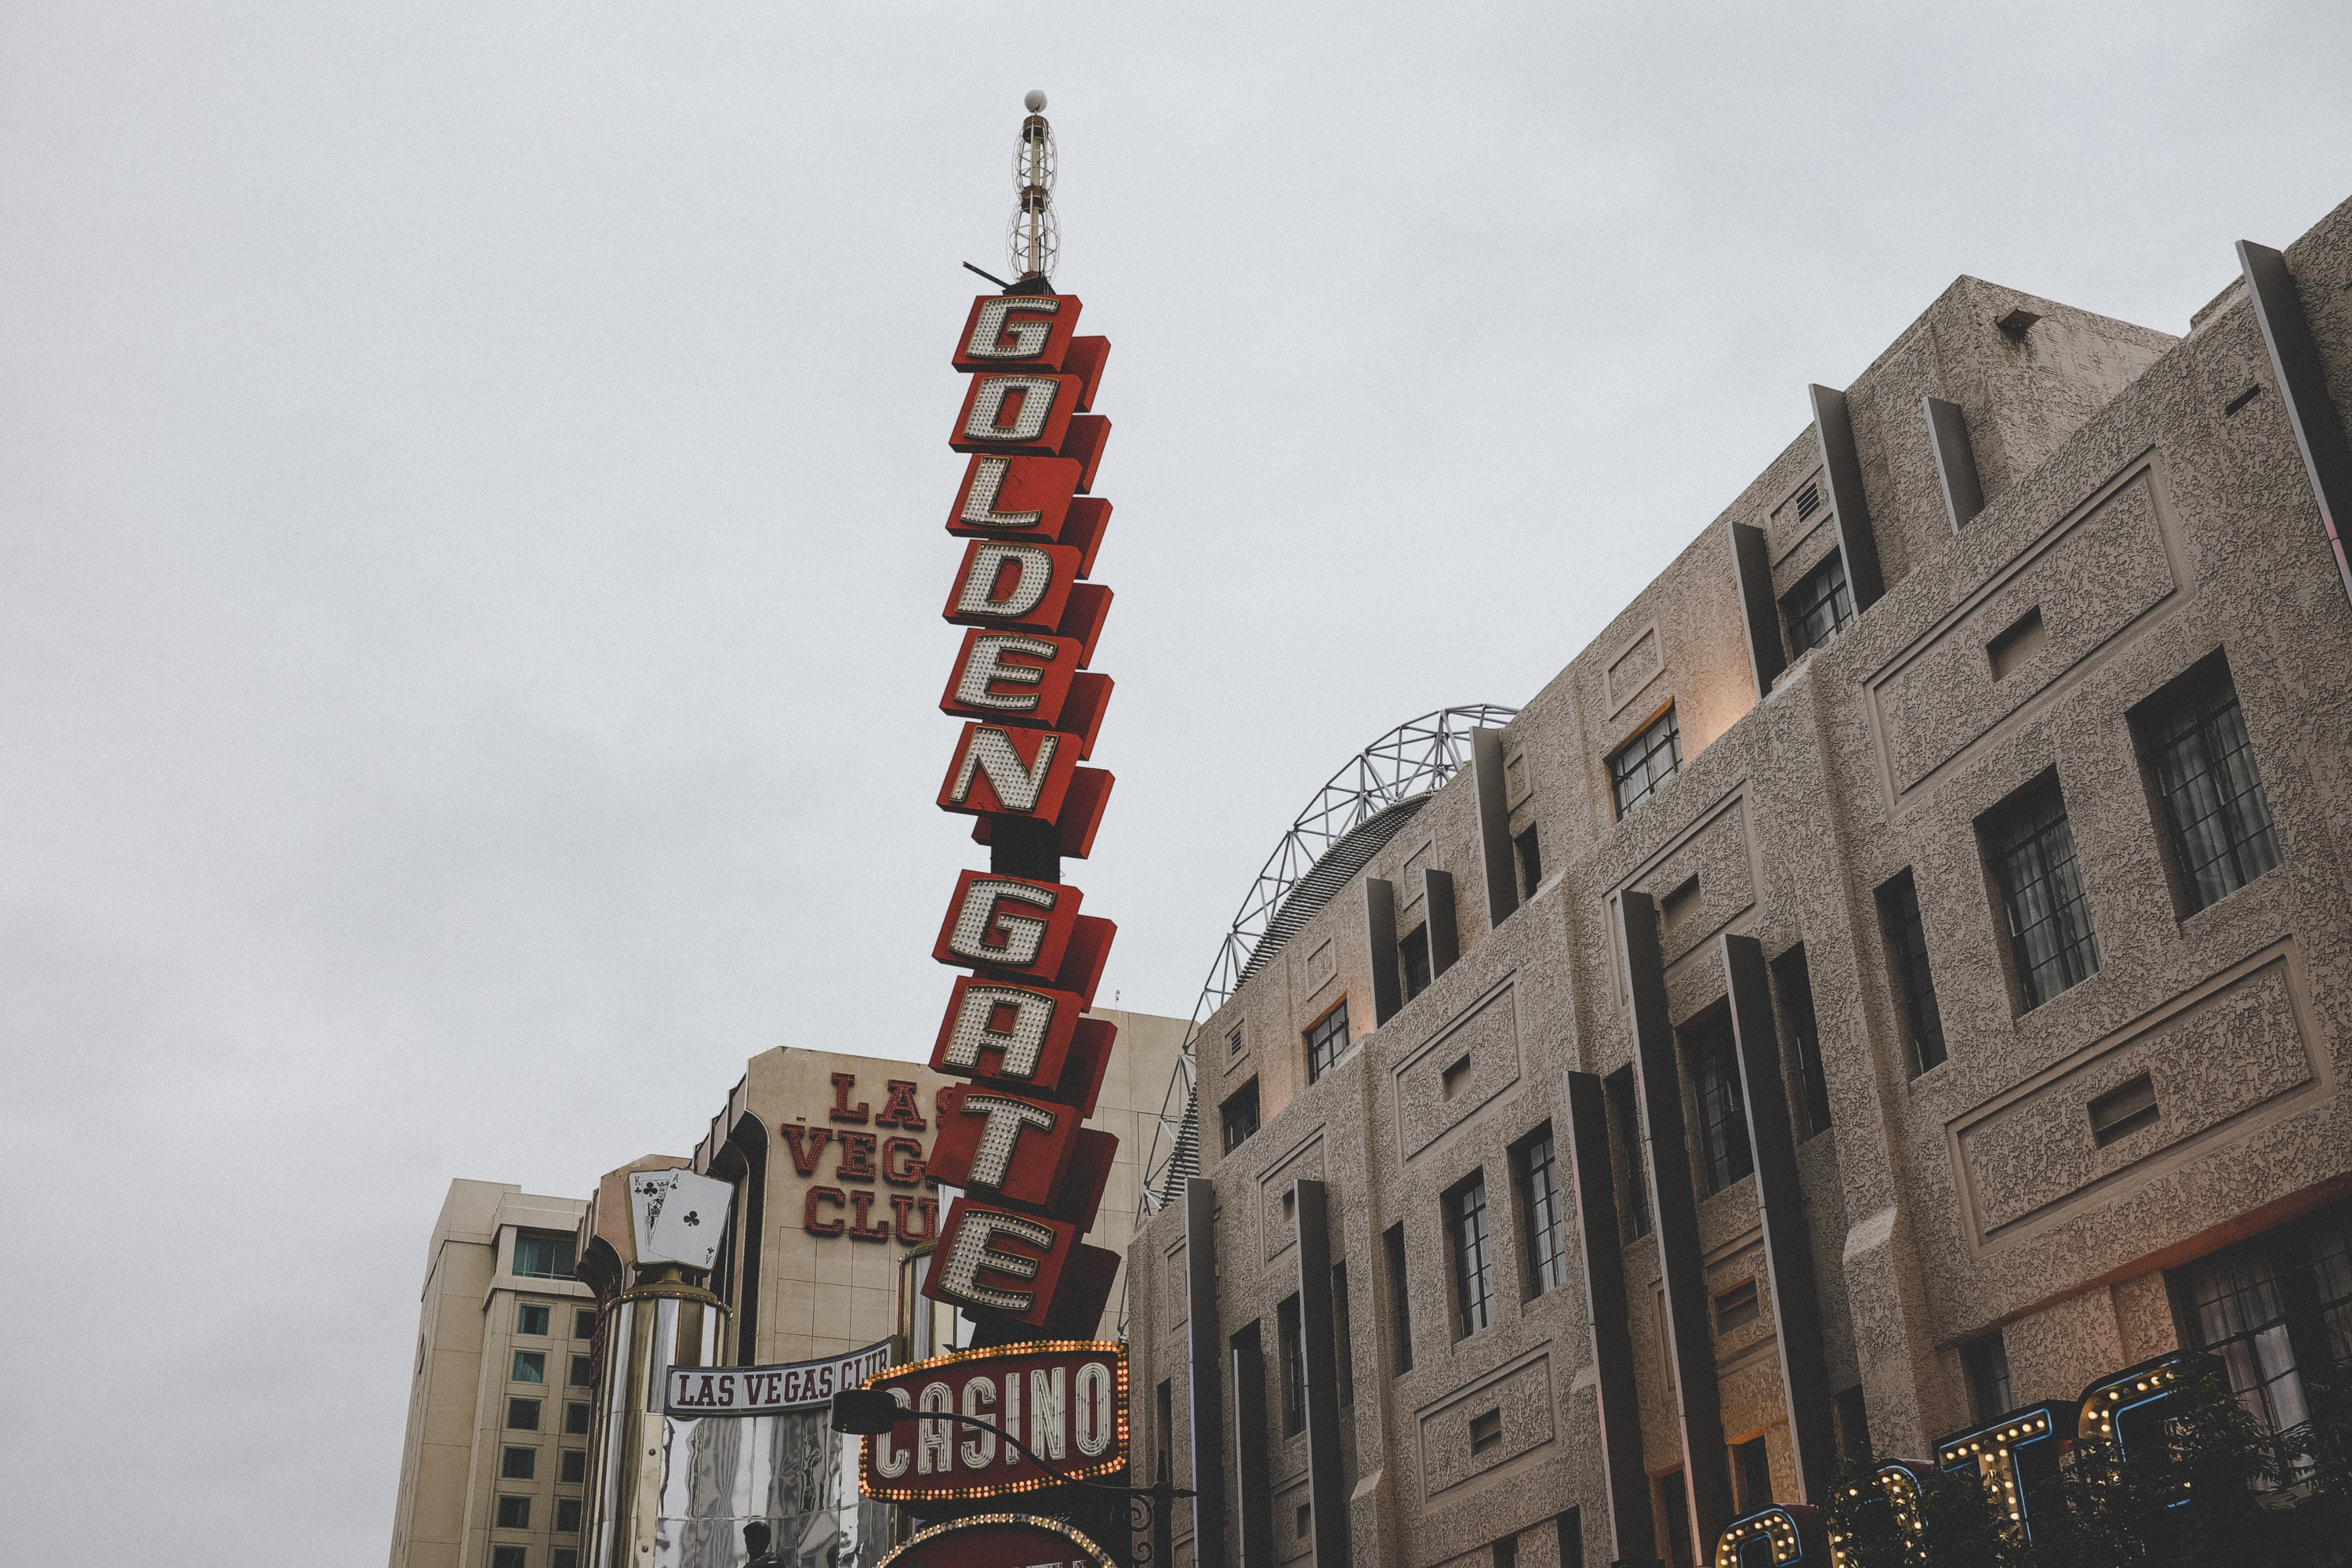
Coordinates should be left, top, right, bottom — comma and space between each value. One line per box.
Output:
1608, 704, 1682, 819
495, 1495, 533, 1530
1276, 1294, 1306, 1436
515, 1302, 551, 1337
1876, 869, 1948, 1074
1961, 1332, 2013, 1422
1399, 924, 1432, 1001
506, 1397, 543, 1432
1781, 548, 1856, 656
1981, 771, 2101, 1011
1511, 1125, 1569, 1299
1605, 1069, 1651, 1241
501, 1445, 538, 1481
1682, 1010, 1754, 1196
1304, 1001, 1351, 1084
1219, 1079, 1261, 1155
511, 1349, 547, 1385
1384, 1221, 1414, 1374
1445, 1172, 1497, 1338
1771, 946, 1833, 1137
563, 1401, 592, 1436
511, 1231, 577, 1281
2131, 652, 2281, 916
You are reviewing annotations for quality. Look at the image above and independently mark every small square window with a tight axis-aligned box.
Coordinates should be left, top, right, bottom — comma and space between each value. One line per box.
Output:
506, 1399, 541, 1432
515, 1304, 550, 1337
552, 1555, 577, 1568
560, 1450, 587, 1485
1400, 924, 1432, 1001
2089, 1076, 2160, 1146
564, 1401, 592, 1436
1469, 1407, 1504, 1454
501, 1446, 536, 1480
511, 1350, 546, 1385
1228, 1024, 1244, 1058
492, 1549, 528, 1568
568, 1356, 593, 1387
1609, 706, 1681, 818
573, 1308, 596, 1340
1783, 550, 1856, 655
556, 1498, 582, 1533
1494, 1533, 1519, 1568
496, 1495, 532, 1530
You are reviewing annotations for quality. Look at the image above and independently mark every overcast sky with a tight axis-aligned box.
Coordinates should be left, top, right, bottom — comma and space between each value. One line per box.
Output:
3, 2, 2348, 1559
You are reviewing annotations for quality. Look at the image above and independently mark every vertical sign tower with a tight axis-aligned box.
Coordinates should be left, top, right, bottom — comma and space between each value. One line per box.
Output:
921, 91, 1127, 1351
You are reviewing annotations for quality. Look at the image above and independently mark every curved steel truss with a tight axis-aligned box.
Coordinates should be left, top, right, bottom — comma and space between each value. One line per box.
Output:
1134, 704, 1519, 1222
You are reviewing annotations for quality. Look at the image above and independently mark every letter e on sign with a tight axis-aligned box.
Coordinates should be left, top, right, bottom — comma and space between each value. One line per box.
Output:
941, 630, 1082, 726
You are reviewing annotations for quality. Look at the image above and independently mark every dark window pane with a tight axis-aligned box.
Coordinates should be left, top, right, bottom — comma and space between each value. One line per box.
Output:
1305, 1003, 1350, 1083
506, 1399, 541, 1432
496, 1496, 532, 1530
1400, 925, 1432, 1001
1514, 1128, 1568, 1297
1449, 1174, 1496, 1336
1610, 706, 1682, 818
573, 1308, 596, 1340
513, 1233, 576, 1280
560, 1450, 586, 1485
511, 1350, 546, 1385
1220, 1080, 1260, 1155
564, 1402, 591, 1436
552, 1554, 575, 1568
1686, 1014, 1753, 1194
1876, 872, 1947, 1073
1962, 1334, 2013, 1421
1607, 1069, 1650, 1240
568, 1356, 592, 1388
1986, 775, 2100, 1007
1784, 550, 1856, 655
2141, 659, 2281, 912
502, 1446, 536, 1480
555, 1498, 581, 1534
1734, 1436, 1773, 1514
492, 1549, 528, 1568
1773, 946, 1832, 1135
1331, 1264, 1355, 1407
2183, 1244, 2309, 1436
1384, 1222, 1414, 1374
1276, 1295, 1305, 1436
1515, 826, 1543, 898
516, 1304, 550, 1337
1660, 1470, 1694, 1568
1556, 1510, 1584, 1568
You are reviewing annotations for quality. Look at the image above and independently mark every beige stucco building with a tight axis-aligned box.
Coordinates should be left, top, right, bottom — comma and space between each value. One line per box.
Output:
1125, 198, 2352, 1568
387, 1181, 599, 1568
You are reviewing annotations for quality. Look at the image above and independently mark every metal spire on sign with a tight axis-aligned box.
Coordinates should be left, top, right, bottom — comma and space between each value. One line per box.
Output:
1011, 89, 1058, 285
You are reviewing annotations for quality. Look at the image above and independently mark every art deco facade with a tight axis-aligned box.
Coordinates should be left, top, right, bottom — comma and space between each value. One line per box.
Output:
1124, 197, 2352, 1568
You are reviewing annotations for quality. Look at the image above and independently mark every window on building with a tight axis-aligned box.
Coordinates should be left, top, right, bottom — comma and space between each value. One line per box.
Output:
516, 1303, 550, 1337
511, 1350, 546, 1385
1962, 1332, 2013, 1421
1685, 1012, 1754, 1195
1556, 1509, 1584, 1568
1219, 1079, 1260, 1155
1610, 706, 1682, 818
496, 1496, 532, 1530
2089, 1076, 2160, 1146
1331, 1264, 1355, 1406
1305, 1002, 1350, 1083
1714, 1279, 1760, 1334
1276, 1294, 1306, 1436
1783, 550, 1856, 655
506, 1399, 541, 1432
1606, 1069, 1650, 1240
502, 1446, 537, 1480
555, 1498, 581, 1534
564, 1402, 591, 1436
1984, 773, 2100, 1008
1154, 1378, 1174, 1476
1446, 1173, 1497, 1338
1772, 946, 1833, 1136
1493, 1532, 1518, 1568
513, 1232, 576, 1280
1515, 825, 1543, 898
2133, 654, 2281, 913
560, 1450, 586, 1485
2173, 1200, 2352, 1443
1399, 924, 1432, 1001
568, 1355, 592, 1387
573, 1308, 596, 1340
553, 1553, 576, 1568
492, 1549, 528, 1568
1512, 1125, 1568, 1298
1876, 871, 1947, 1073
1835, 1386, 1872, 1465
1659, 1470, 1694, 1568
1734, 1436, 1773, 1515
1384, 1222, 1414, 1374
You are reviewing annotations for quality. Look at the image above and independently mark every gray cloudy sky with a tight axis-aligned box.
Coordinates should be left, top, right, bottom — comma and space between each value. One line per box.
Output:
3, 2, 2347, 1559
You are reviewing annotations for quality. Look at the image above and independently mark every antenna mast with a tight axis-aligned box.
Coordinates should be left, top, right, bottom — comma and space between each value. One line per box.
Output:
1011, 90, 1058, 284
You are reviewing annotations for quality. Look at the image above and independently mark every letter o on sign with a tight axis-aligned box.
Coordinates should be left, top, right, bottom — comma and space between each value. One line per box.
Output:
1074, 1359, 1114, 1457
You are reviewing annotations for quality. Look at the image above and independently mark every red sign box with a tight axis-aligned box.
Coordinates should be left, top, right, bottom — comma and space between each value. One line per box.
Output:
938, 723, 1080, 823
942, 539, 1080, 631
861, 1341, 1128, 1504
923, 1198, 1080, 1327
927, 1084, 1081, 1208
950, 372, 1081, 456
930, 977, 1083, 1091
931, 871, 1084, 981
952, 292, 1083, 372
940, 629, 1083, 728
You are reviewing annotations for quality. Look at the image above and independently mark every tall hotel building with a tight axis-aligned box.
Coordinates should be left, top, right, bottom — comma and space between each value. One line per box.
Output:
1123, 197, 2352, 1568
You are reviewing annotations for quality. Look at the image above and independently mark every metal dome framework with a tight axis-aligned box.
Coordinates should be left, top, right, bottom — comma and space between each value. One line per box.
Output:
1134, 704, 1519, 1222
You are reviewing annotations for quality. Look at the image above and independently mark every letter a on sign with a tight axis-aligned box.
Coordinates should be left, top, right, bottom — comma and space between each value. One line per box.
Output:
931, 977, 1080, 1089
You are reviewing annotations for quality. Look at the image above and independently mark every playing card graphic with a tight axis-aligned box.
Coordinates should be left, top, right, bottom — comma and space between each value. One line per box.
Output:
629, 1168, 735, 1269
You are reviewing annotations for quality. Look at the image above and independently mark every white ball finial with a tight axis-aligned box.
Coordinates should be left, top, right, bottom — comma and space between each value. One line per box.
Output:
1024, 89, 1047, 112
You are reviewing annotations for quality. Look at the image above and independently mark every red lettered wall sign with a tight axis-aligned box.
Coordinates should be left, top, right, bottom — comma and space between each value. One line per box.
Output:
861, 1341, 1129, 1502
922, 289, 1124, 1340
